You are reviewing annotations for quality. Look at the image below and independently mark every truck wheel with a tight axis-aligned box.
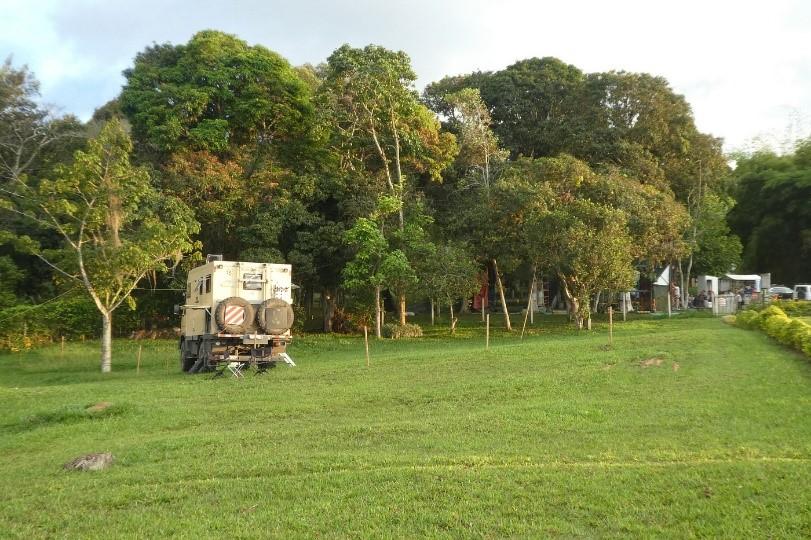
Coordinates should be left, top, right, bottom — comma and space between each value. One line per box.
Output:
189, 339, 212, 374
180, 338, 196, 372
214, 297, 255, 334
257, 298, 295, 334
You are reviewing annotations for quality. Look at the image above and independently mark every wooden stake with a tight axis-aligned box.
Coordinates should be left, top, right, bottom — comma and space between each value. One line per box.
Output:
486, 314, 490, 350
482, 290, 486, 322
136, 344, 142, 374
492, 259, 512, 331
608, 306, 614, 346
520, 283, 532, 340
364, 326, 370, 368
622, 292, 627, 322
667, 289, 672, 318
529, 272, 536, 325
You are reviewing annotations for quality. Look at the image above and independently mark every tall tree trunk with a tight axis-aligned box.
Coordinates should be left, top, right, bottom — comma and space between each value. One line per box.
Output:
391, 109, 405, 231
684, 164, 702, 309
449, 302, 457, 334
399, 293, 407, 325
527, 268, 536, 325
430, 298, 435, 326
100, 310, 112, 373
492, 259, 512, 331
684, 255, 694, 309
375, 285, 382, 338
559, 276, 583, 330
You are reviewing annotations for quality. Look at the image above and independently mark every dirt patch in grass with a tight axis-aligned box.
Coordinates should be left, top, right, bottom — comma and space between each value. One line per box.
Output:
86, 401, 112, 412
640, 357, 664, 367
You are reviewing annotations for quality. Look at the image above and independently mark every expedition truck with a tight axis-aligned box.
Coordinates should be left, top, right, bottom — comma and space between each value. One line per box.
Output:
179, 256, 295, 373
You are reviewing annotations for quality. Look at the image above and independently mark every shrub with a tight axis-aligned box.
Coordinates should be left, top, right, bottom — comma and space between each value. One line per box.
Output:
382, 323, 423, 339
764, 314, 791, 344
803, 331, 811, 357
757, 305, 787, 330
735, 309, 760, 329
786, 319, 811, 350
0, 294, 101, 352
733, 304, 811, 358
774, 300, 811, 317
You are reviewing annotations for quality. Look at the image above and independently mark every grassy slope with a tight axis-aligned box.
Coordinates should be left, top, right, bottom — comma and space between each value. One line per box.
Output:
1, 315, 810, 538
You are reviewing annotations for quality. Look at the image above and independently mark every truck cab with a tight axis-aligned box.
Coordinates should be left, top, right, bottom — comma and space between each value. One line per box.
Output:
794, 284, 811, 301
180, 256, 295, 373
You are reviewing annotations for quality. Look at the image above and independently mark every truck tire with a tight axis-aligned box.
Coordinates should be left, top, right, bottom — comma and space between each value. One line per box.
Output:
180, 338, 196, 372
189, 338, 212, 374
257, 298, 295, 335
214, 297, 255, 334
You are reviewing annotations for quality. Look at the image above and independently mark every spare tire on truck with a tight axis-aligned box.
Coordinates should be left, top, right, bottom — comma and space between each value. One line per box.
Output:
214, 297, 255, 334
257, 298, 295, 334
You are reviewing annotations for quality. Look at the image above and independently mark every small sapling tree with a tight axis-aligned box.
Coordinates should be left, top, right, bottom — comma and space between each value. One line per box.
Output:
1, 120, 199, 371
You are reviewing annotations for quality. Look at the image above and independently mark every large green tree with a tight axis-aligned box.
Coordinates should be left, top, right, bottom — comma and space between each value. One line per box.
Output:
530, 199, 635, 329
729, 142, 811, 284
120, 31, 318, 259
120, 30, 314, 162
425, 60, 727, 200
322, 44, 456, 323
0, 120, 199, 371
1, 60, 85, 303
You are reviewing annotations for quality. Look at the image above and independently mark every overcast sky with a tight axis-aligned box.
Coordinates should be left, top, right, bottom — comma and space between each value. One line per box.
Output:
3, 0, 810, 153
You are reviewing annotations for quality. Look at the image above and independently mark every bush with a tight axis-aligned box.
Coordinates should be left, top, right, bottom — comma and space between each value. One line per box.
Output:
382, 323, 423, 339
734, 303, 811, 358
0, 294, 101, 352
773, 300, 811, 317
735, 309, 760, 329
763, 313, 790, 343
786, 319, 811, 349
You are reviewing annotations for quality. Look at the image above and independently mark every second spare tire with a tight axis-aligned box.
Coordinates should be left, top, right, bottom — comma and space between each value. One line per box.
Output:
214, 297, 255, 334
257, 298, 295, 335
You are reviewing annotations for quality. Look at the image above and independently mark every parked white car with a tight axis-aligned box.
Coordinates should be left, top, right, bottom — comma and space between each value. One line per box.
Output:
794, 284, 811, 301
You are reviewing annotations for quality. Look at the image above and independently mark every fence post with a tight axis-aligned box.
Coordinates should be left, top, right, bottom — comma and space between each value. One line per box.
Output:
622, 292, 627, 322
486, 314, 490, 351
609, 306, 614, 346
364, 326, 370, 368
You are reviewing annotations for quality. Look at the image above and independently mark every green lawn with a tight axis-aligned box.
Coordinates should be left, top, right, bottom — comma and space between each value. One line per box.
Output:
1, 314, 810, 538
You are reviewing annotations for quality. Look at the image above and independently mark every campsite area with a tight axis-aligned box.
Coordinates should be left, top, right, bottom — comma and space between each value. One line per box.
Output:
2, 314, 809, 538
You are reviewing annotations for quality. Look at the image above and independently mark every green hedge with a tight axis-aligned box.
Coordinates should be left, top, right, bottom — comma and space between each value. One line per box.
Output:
0, 295, 100, 351
734, 305, 811, 357
773, 300, 811, 317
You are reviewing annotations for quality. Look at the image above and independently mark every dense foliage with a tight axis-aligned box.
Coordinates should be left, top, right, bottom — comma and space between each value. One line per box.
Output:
734, 305, 811, 357
729, 141, 811, 284
5, 28, 793, 353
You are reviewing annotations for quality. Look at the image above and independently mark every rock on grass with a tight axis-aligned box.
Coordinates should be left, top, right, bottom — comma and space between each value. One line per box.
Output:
63, 452, 114, 471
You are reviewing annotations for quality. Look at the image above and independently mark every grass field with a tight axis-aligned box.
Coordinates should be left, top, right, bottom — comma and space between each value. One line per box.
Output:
1, 314, 810, 538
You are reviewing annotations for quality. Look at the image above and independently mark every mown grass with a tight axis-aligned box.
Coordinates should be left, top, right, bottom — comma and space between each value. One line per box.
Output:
1, 313, 810, 538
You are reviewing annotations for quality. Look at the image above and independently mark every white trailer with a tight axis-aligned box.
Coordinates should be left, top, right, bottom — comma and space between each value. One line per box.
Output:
179, 256, 295, 373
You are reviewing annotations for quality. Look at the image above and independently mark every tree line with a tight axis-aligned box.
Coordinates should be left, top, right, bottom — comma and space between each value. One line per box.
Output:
4, 29, 804, 369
